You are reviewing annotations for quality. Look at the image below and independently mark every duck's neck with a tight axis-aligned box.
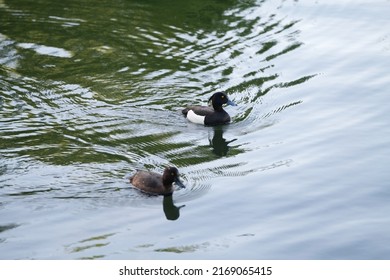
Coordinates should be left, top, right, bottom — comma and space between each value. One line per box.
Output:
162, 175, 174, 187
213, 104, 225, 112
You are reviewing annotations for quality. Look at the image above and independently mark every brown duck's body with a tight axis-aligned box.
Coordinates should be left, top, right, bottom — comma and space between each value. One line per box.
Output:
130, 167, 185, 195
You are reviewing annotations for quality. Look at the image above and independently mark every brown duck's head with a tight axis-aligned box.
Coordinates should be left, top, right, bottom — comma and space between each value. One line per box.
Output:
162, 166, 185, 189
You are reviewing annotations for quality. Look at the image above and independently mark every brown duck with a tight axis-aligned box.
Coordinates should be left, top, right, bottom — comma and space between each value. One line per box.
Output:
130, 166, 185, 195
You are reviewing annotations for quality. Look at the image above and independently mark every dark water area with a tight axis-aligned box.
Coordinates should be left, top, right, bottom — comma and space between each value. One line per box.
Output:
1, 0, 390, 259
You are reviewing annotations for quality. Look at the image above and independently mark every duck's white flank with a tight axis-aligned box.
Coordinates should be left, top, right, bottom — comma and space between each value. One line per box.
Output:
187, 110, 205, 124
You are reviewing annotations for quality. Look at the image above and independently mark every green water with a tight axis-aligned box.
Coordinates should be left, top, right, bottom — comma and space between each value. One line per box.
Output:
1, 0, 390, 259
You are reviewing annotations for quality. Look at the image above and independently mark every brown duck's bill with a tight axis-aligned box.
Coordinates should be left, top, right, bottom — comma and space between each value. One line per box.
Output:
174, 178, 186, 189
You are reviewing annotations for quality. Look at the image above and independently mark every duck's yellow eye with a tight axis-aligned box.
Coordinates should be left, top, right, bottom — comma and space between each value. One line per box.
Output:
171, 172, 175, 176
221, 95, 225, 98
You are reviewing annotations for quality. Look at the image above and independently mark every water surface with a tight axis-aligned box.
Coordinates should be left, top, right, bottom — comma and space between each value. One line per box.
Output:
1, 0, 390, 259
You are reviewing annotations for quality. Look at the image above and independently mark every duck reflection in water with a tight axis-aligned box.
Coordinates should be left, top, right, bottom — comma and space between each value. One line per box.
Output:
163, 194, 185, 221
209, 126, 237, 157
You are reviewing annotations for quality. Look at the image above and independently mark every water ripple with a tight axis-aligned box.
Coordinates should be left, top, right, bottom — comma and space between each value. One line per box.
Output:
0, 0, 337, 259
0, 0, 311, 205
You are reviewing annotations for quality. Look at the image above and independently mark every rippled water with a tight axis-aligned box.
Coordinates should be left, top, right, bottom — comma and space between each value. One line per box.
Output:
1, 0, 390, 259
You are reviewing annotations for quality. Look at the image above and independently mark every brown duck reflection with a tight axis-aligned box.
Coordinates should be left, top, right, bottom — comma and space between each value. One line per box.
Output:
162, 194, 185, 221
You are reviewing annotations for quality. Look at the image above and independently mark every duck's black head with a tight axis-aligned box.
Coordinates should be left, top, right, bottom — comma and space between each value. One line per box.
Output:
208, 92, 237, 111
162, 166, 185, 189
